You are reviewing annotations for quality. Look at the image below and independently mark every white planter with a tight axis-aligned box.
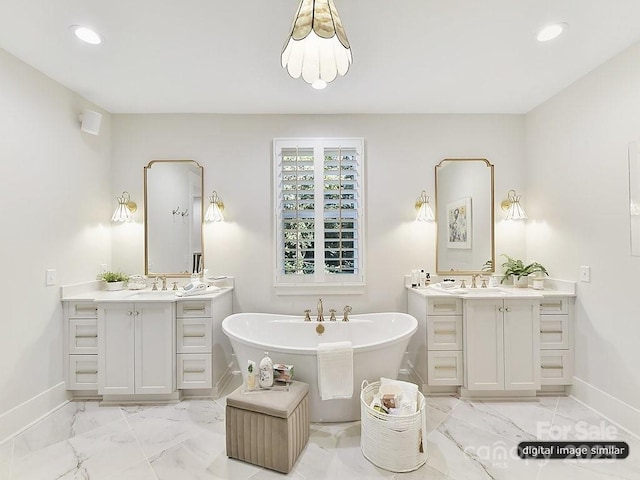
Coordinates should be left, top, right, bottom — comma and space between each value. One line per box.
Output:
512, 275, 529, 288
105, 281, 125, 291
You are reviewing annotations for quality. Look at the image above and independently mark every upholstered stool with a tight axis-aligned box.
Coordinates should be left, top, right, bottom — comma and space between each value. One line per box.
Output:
226, 381, 310, 473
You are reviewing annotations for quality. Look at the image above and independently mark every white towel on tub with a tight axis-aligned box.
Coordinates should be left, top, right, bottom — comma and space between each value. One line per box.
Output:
317, 341, 353, 400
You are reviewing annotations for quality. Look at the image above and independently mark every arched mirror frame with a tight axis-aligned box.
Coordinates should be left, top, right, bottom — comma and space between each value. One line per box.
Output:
435, 158, 495, 275
144, 159, 204, 277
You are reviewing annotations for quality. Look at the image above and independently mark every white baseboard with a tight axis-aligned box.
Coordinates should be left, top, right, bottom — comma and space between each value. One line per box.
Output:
0, 382, 69, 444
570, 376, 640, 438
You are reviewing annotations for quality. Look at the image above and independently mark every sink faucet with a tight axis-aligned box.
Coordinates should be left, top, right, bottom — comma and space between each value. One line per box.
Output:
317, 298, 324, 322
161, 276, 167, 291
471, 274, 480, 288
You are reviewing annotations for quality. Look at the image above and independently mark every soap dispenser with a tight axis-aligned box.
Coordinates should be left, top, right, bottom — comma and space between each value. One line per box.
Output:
259, 352, 274, 388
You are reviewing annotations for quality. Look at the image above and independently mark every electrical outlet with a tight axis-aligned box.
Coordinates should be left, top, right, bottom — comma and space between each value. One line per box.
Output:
580, 265, 591, 283
46, 269, 57, 286
100, 264, 108, 274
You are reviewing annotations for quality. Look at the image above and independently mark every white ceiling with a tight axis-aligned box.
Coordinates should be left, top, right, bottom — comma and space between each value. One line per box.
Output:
2, 0, 640, 114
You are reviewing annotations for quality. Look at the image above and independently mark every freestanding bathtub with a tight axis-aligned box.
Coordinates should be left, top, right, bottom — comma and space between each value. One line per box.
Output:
222, 312, 417, 422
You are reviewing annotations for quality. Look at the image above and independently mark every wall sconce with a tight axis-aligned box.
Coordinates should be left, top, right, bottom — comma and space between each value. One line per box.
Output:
415, 191, 435, 222
501, 189, 528, 220
111, 191, 137, 223
205, 191, 225, 222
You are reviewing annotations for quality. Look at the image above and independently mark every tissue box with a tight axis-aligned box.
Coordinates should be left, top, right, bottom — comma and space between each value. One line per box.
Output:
274, 364, 294, 383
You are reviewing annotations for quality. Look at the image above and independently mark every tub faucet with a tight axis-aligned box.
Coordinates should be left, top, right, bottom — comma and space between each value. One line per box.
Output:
317, 298, 324, 322
343, 305, 352, 322
304, 309, 311, 321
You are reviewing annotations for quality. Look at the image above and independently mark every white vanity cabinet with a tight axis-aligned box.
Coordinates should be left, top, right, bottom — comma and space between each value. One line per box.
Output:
97, 301, 176, 395
464, 299, 540, 391
176, 289, 233, 392
407, 291, 463, 390
63, 301, 99, 390
539, 296, 574, 385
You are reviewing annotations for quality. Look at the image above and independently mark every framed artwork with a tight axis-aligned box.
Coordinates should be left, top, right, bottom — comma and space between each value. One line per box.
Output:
447, 197, 472, 249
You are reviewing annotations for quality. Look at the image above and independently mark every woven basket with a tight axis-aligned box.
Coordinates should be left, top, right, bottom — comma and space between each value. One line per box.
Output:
360, 380, 427, 472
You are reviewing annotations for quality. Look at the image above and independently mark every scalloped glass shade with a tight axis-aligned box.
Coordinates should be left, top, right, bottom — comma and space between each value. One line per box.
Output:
416, 202, 435, 222
281, 0, 352, 85
111, 201, 131, 223
505, 200, 528, 220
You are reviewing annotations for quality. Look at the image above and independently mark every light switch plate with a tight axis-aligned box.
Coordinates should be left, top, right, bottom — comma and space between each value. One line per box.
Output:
46, 269, 57, 286
580, 265, 591, 282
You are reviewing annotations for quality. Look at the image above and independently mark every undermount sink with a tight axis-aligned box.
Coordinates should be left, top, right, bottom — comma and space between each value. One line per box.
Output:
128, 290, 178, 300
455, 287, 512, 296
428, 284, 512, 296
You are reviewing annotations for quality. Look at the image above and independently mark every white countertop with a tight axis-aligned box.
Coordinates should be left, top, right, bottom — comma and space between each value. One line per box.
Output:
62, 286, 233, 302
406, 282, 575, 300
61, 278, 235, 302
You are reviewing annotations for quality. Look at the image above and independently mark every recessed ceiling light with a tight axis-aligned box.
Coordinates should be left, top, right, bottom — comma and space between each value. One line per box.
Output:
536, 23, 567, 42
71, 26, 102, 45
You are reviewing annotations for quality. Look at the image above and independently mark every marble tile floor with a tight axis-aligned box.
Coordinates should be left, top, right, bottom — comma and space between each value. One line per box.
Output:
0, 378, 638, 480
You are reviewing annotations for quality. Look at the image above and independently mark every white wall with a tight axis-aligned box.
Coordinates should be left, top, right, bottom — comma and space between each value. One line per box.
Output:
112, 114, 526, 315
526, 42, 640, 417
0, 50, 112, 429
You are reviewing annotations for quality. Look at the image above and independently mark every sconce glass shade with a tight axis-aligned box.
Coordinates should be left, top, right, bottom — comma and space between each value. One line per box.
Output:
111, 191, 137, 223
415, 191, 435, 222
502, 189, 527, 220
281, 0, 352, 86
205, 192, 225, 222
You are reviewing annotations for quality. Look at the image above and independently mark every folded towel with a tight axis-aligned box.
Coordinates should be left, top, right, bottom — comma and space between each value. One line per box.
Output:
380, 377, 419, 413
317, 341, 353, 400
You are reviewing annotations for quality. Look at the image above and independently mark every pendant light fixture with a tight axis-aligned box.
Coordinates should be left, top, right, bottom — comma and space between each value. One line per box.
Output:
281, 0, 352, 88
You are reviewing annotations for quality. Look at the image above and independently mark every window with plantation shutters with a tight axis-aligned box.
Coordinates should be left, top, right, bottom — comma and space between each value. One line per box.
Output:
274, 138, 365, 291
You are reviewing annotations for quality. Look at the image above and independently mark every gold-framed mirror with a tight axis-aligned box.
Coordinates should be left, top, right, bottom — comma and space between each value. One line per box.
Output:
144, 160, 204, 277
435, 158, 495, 275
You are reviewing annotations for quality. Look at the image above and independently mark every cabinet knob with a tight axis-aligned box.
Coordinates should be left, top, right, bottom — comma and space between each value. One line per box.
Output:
505, 307, 511, 312
127, 311, 133, 316
498, 307, 504, 312
134, 311, 139, 316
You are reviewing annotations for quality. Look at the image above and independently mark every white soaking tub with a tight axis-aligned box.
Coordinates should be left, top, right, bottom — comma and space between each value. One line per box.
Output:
222, 312, 417, 422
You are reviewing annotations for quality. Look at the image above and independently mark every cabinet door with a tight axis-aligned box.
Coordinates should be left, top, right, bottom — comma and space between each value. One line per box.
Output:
464, 300, 504, 390
135, 303, 175, 394
503, 300, 540, 390
98, 303, 135, 394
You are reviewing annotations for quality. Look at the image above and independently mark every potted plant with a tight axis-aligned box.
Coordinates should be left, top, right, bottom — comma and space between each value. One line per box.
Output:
500, 254, 548, 287
97, 271, 129, 291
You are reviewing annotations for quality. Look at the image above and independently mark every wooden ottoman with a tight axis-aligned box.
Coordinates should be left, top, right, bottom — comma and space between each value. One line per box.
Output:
226, 381, 310, 473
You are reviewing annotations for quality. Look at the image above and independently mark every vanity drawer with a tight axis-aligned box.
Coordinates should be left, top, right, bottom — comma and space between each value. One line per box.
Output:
177, 300, 211, 318
540, 350, 573, 385
540, 298, 569, 315
427, 351, 463, 386
177, 354, 212, 389
540, 315, 569, 350
68, 355, 98, 390
69, 319, 98, 354
67, 301, 98, 318
177, 318, 212, 354
427, 316, 462, 350
428, 298, 463, 316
